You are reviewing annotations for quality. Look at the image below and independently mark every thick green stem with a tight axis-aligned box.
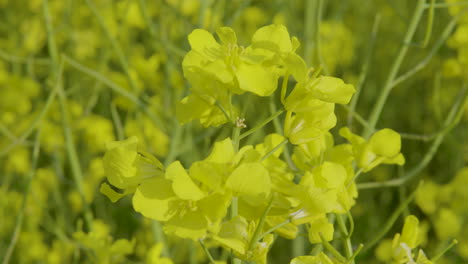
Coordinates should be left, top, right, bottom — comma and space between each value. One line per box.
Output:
320, 233, 347, 262
248, 196, 275, 251
336, 215, 354, 264
269, 99, 297, 171
231, 197, 242, 264
200, 240, 217, 264
164, 122, 183, 167
363, 0, 427, 139
304, 0, 324, 71
292, 226, 306, 257
280, 74, 290, 105
231, 121, 243, 264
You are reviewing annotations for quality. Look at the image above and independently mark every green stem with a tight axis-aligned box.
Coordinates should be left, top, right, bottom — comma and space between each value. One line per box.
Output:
341, 105, 369, 128
347, 212, 355, 238
189, 241, 197, 264
336, 215, 354, 264
304, 0, 324, 71
431, 1, 468, 8
261, 139, 289, 161
361, 183, 420, 253
431, 239, 458, 262
239, 109, 284, 140
391, 15, 458, 88
248, 195, 275, 251
269, 99, 297, 171
320, 233, 347, 262
44, 0, 93, 230
0, 122, 18, 142
346, 244, 364, 264
310, 244, 323, 256
259, 219, 291, 241
164, 122, 183, 167
347, 168, 363, 189
232, 125, 242, 152
198, 0, 210, 28
0, 48, 50, 65
292, 226, 306, 257
137, 0, 185, 57
362, 0, 426, 139
43, 0, 58, 64
314, 0, 327, 74
199, 240, 217, 264
57, 64, 94, 230
347, 14, 381, 128
110, 103, 124, 140
358, 86, 467, 189
303, 0, 315, 65
0, 85, 55, 157
421, 0, 435, 47
152, 221, 169, 257
2, 131, 41, 264
84, 0, 138, 92
280, 74, 290, 105
224, 0, 252, 25
231, 197, 242, 264
231, 119, 242, 264
62, 55, 163, 127
231, 197, 239, 219
216, 100, 233, 124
